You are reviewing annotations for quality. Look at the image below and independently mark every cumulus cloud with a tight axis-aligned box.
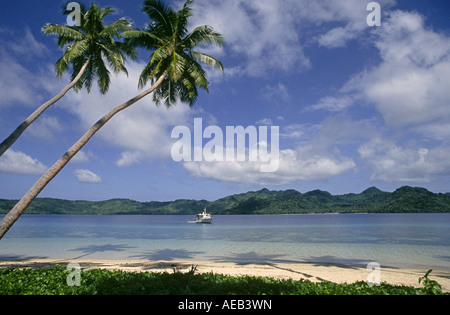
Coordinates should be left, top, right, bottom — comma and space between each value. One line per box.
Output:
73, 169, 102, 183
315, 0, 396, 48
345, 10, 450, 128
359, 138, 450, 183
180, 117, 359, 185
0, 150, 48, 176
189, 0, 310, 76
189, 0, 396, 78
310, 9, 450, 184
183, 146, 356, 185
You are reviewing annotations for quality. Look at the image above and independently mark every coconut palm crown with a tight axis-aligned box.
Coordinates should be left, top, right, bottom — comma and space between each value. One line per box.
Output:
42, 3, 137, 94
124, 0, 224, 107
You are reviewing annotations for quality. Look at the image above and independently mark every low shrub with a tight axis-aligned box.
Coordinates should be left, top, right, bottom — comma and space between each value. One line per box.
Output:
0, 266, 446, 295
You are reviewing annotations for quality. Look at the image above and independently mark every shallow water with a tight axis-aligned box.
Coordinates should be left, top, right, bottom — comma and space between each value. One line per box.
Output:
1, 213, 449, 270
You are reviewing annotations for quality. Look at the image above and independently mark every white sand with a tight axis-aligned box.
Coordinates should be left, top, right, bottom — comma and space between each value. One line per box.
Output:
1, 258, 449, 292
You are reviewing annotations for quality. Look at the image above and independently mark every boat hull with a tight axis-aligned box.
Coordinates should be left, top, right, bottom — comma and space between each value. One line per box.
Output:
188, 218, 212, 224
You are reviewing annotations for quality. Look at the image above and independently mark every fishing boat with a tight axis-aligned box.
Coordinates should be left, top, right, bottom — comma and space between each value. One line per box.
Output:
188, 208, 213, 224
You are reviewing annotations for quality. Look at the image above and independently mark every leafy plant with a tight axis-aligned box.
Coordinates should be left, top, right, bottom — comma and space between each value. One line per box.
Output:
419, 270, 443, 295
0, 266, 447, 295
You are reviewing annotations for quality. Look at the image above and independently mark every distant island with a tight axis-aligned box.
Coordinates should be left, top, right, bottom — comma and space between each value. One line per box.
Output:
1, 186, 450, 215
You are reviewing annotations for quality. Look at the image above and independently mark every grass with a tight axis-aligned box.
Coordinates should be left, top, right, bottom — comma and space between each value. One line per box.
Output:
0, 265, 446, 295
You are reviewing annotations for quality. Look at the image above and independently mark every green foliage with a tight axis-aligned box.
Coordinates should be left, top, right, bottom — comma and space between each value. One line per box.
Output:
0, 266, 446, 295
1, 186, 450, 215
41, 3, 136, 94
419, 270, 443, 295
123, 0, 224, 108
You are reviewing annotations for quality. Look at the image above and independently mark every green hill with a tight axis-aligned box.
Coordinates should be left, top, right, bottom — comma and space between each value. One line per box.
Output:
1, 186, 449, 215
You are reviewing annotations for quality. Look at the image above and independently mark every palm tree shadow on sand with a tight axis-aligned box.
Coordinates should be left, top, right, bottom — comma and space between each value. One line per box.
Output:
130, 249, 205, 261
68, 244, 136, 259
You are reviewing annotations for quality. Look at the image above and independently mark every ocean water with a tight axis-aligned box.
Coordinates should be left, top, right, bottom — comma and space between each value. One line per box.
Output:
1, 213, 449, 270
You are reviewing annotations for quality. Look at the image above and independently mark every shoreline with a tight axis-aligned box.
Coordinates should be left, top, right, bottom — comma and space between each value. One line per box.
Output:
1, 257, 449, 292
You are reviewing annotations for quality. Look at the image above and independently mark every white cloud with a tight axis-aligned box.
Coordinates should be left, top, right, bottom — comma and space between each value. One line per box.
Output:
189, 0, 397, 78
255, 118, 273, 126
27, 116, 64, 141
10, 28, 49, 57
73, 169, 102, 183
315, 0, 396, 48
181, 117, 359, 185
305, 96, 354, 112
345, 10, 450, 128
64, 60, 194, 167
183, 146, 356, 185
116, 151, 144, 167
190, 0, 310, 76
359, 138, 450, 183
259, 83, 290, 105
70, 151, 91, 164
0, 150, 48, 176
0, 51, 43, 108
416, 122, 450, 142
0, 29, 63, 109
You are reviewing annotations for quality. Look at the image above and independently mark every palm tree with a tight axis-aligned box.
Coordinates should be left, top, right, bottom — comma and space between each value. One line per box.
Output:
0, 0, 224, 239
0, 4, 136, 157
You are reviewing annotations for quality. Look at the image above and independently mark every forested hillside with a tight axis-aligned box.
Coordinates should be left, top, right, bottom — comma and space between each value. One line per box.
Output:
1, 186, 449, 215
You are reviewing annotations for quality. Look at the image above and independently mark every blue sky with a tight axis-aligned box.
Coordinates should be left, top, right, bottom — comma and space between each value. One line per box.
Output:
1, 0, 450, 202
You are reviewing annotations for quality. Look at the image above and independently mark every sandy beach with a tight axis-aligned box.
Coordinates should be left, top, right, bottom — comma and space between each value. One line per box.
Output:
1, 257, 449, 293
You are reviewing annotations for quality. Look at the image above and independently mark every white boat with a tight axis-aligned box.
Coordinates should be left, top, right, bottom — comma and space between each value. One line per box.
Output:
188, 208, 213, 224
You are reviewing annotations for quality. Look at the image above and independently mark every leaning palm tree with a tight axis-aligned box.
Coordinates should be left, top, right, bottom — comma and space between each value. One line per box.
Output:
0, 4, 136, 157
0, 0, 224, 239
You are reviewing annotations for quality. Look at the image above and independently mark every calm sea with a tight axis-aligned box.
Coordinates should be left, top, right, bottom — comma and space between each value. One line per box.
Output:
1, 213, 449, 270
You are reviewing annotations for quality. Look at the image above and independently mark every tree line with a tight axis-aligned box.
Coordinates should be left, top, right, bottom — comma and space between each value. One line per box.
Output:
1, 186, 449, 215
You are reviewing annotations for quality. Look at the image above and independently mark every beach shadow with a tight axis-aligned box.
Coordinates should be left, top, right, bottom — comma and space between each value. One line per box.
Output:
206, 251, 405, 280
68, 244, 136, 259
209, 251, 292, 264
208, 251, 330, 280
208, 251, 308, 265
300, 255, 403, 270
0, 255, 54, 269
130, 248, 205, 261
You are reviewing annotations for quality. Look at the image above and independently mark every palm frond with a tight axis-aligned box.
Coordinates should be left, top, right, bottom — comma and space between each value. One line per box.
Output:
184, 25, 225, 49
100, 18, 133, 38
190, 51, 224, 72
80, 56, 95, 93
55, 39, 89, 76
135, 0, 224, 107
42, 24, 84, 48
123, 29, 166, 49
99, 7, 116, 19
173, 0, 193, 40
93, 54, 111, 94
99, 43, 127, 75
114, 41, 138, 60
142, 0, 175, 34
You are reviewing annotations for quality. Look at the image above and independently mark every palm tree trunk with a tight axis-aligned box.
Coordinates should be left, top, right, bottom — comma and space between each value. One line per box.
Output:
0, 58, 91, 158
0, 73, 167, 239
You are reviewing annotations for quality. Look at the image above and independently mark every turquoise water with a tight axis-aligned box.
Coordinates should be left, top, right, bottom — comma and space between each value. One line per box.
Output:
1, 213, 449, 270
